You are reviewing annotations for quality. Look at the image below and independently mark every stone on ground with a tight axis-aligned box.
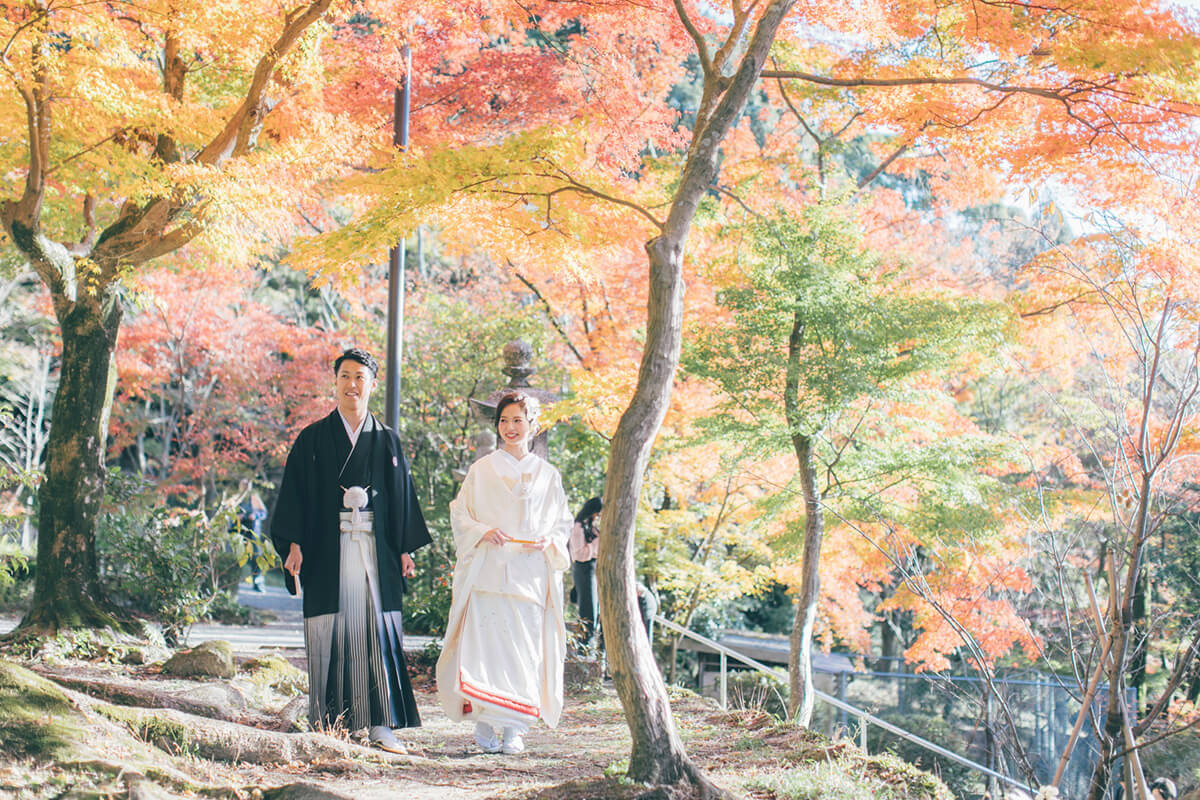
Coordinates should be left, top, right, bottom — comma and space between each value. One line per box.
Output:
163, 640, 235, 679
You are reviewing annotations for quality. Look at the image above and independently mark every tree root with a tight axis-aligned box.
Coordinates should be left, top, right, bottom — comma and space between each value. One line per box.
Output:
7, 598, 142, 640
12, 660, 413, 769
71, 759, 350, 800
2, 655, 430, 800
34, 666, 281, 729
624, 756, 736, 800
84, 693, 417, 767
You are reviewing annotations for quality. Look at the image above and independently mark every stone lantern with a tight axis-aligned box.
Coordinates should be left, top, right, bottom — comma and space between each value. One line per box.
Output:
456, 340, 558, 476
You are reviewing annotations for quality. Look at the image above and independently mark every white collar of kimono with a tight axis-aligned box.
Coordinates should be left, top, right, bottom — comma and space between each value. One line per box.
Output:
495, 448, 537, 467
338, 410, 368, 447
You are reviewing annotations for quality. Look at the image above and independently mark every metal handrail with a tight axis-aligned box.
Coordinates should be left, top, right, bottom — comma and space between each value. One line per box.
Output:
655, 615, 1033, 796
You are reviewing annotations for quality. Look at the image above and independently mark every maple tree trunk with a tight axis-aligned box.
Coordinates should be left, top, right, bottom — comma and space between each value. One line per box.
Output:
787, 433, 822, 725
596, 7, 801, 797
598, 235, 715, 791
596, 3, 795, 793
20, 288, 130, 634
782, 303, 824, 725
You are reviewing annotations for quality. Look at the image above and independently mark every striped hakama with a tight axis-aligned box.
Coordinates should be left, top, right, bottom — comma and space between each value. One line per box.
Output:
303, 510, 419, 731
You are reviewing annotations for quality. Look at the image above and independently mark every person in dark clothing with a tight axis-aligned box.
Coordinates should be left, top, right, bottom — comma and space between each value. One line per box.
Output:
568, 497, 602, 654
271, 348, 432, 754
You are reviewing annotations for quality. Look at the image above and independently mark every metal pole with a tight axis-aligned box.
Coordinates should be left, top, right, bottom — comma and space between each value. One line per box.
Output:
385, 45, 412, 429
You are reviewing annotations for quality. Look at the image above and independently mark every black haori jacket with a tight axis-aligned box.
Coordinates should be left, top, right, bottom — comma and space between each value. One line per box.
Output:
270, 410, 432, 619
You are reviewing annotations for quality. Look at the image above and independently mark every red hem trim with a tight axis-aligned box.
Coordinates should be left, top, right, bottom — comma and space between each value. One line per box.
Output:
460, 676, 539, 717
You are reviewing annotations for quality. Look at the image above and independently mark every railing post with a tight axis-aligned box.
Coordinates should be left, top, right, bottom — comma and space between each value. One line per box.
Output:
837, 671, 848, 733
720, 651, 728, 709
860, 717, 868, 751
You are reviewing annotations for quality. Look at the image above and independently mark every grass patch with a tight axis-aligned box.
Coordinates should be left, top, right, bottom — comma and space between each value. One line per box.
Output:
751, 759, 910, 800
749, 749, 955, 800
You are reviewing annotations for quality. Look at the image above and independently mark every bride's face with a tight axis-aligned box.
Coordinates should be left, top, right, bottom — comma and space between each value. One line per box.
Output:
497, 405, 531, 448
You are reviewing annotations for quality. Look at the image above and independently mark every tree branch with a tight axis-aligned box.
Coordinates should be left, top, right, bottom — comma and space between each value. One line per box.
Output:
1133, 624, 1200, 736
46, 130, 127, 177
711, 0, 753, 78
512, 268, 588, 366
86, 1, 334, 271
64, 194, 97, 256
154, 29, 187, 164
713, 185, 762, 219
1018, 288, 1110, 318
666, 0, 797, 242
9, 12, 51, 226
484, 162, 666, 230
762, 69, 1200, 123
672, 0, 713, 80
856, 140, 910, 190
763, 69, 1089, 103
198, 0, 335, 165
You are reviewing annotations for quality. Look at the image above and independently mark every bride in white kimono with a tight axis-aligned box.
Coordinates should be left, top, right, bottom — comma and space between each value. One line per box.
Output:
436, 390, 572, 755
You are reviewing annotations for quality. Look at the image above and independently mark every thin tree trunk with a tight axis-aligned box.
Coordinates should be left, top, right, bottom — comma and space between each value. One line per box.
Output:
1130, 567, 1147, 713
782, 300, 824, 725
878, 588, 900, 671
597, 3, 796, 790
1087, 475, 1153, 800
19, 291, 131, 634
787, 432, 822, 725
598, 232, 703, 788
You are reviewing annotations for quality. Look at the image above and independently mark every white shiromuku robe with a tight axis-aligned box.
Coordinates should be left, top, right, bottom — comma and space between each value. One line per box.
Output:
436, 449, 572, 732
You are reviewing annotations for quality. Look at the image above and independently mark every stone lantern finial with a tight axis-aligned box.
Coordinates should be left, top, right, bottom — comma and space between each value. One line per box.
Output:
502, 340, 535, 387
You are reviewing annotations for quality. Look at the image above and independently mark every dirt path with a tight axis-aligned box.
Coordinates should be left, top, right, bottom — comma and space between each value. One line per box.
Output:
235, 682, 644, 800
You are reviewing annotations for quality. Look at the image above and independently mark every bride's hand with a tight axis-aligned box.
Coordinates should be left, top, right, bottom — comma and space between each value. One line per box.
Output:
482, 528, 510, 546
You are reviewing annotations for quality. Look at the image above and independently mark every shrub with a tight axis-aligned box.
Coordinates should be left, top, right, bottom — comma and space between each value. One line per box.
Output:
0, 548, 32, 613
97, 469, 253, 645
403, 569, 452, 636
0, 465, 37, 613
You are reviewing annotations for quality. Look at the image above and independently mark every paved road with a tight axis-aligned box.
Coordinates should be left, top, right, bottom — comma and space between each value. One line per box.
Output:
0, 581, 437, 655
188, 582, 306, 651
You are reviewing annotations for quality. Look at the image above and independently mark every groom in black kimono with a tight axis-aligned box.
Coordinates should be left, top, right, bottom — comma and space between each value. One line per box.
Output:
271, 348, 432, 753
